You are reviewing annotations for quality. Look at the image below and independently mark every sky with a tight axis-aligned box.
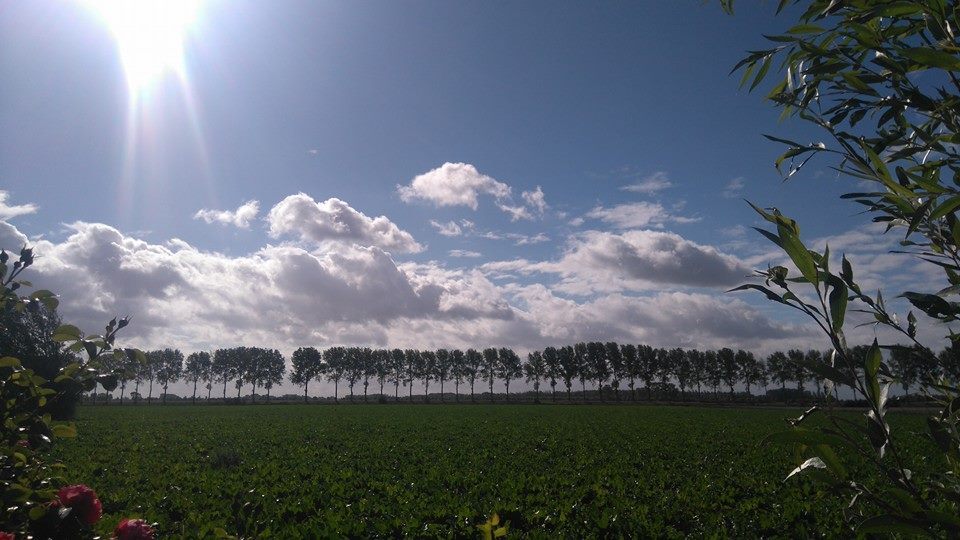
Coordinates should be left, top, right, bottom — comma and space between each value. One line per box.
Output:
0, 1, 943, 395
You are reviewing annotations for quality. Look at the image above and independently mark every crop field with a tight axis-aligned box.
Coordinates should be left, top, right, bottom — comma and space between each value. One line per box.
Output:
54, 404, 935, 538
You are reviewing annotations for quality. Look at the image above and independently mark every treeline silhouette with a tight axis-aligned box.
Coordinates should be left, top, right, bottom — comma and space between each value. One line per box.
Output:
92, 341, 959, 405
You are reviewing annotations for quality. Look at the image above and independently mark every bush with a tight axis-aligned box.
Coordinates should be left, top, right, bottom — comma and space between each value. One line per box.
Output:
0, 248, 154, 538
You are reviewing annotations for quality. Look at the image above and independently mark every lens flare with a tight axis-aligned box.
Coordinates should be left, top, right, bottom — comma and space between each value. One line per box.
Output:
83, 0, 213, 222
84, 0, 201, 92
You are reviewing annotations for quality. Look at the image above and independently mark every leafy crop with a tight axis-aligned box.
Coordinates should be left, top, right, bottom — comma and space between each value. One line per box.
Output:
56, 404, 936, 538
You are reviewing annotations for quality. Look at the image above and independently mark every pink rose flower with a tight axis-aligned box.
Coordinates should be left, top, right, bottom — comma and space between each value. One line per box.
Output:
0, 531, 15, 540
113, 519, 155, 540
57, 484, 102, 525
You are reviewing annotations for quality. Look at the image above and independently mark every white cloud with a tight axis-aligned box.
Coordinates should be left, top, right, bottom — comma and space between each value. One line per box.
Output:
506, 285, 815, 351
0, 191, 38, 221
449, 249, 482, 258
513, 232, 549, 245
478, 231, 550, 246
483, 229, 751, 294
430, 220, 462, 237
268, 194, 423, 253
521, 186, 548, 215
720, 224, 747, 238
399, 163, 547, 221
620, 171, 673, 194
0, 221, 29, 251
584, 201, 700, 229
722, 177, 745, 198
15, 221, 511, 353
193, 200, 260, 229
496, 202, 533, 222
397, 163, 511, 210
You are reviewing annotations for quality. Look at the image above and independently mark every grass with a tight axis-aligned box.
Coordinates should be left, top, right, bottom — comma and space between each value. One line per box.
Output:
55, 404, 935, 538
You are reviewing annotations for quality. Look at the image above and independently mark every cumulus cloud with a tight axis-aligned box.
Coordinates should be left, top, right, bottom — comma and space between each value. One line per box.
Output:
193, 200, 260, 229
483, 229, 751, 294
0, 221, 29, 251
398, 163, 547, 221
430, 220, 462, 237
722, 177, 745, 198
584, 202, 700, 229
620, 171, 673, 194
268, 194, 423, 253
397, 163, 511, 210
506, 285, 815, 350
8, 220, 512, 352
449, 249, 482, 258
0, 191, 38, 220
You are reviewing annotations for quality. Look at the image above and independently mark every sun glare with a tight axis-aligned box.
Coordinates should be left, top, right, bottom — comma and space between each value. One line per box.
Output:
85, 0, 202, 92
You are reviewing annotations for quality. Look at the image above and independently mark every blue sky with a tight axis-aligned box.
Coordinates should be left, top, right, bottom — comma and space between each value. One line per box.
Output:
0, 0, 933, 383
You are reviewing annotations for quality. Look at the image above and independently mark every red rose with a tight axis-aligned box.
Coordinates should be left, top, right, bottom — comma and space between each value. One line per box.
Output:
113, 519, 155, 540
57, 484, 102, 525
0, 532, 15, 540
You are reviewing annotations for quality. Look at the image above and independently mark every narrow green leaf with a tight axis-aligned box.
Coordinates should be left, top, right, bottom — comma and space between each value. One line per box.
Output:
930, 195, 960, 220
901, 47, 960, 70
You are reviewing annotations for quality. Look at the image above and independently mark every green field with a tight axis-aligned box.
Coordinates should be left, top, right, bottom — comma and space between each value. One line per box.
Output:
54, 404, 935, 538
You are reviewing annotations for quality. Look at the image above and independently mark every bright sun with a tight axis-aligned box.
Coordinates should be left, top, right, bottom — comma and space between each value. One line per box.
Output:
85, 0, 202, 91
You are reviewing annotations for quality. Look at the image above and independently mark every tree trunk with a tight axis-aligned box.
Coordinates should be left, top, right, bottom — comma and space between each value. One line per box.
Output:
193, 379, 198, 404
597, 379, 604, 402
334, 380, 339, 403
207, 384, 212, 402
567, 385, 572, 402
535, 383, 540, 403
505, 379, 510, 401
629, 380, 636, 402
470, 380, 475, 402
455, 380, 460, 402
489, 379, 494, 403
551, 382, 557, 402
581, 379, 586, 402
119, 384, 125, 406
304, 381, 309, 404
162, 383, 169, 404
237, 383, 242, 400
440, 379, 444, 403
223, 379, 228, 399
424, 380, 430, 403
148, 379, 154, 404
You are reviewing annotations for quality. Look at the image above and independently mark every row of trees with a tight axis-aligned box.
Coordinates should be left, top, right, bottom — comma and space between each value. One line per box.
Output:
96, 341, 956, 404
